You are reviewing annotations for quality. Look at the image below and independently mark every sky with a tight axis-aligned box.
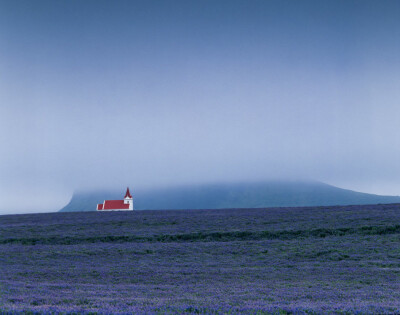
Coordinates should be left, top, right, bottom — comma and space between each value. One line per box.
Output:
1, 0, 400, 214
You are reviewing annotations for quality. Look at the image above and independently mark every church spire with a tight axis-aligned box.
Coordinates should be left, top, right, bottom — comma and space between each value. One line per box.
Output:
124, 187, 132, 199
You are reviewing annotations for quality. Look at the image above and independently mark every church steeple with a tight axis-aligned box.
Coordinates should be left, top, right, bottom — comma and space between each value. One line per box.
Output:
123, 187, 134, 210
124, 187, 132, 199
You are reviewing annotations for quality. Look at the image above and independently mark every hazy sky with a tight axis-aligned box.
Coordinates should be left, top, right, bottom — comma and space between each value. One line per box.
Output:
1, 0, 400, 214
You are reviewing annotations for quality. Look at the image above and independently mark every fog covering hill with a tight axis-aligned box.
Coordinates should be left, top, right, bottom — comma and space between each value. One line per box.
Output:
59, 181, 400, 212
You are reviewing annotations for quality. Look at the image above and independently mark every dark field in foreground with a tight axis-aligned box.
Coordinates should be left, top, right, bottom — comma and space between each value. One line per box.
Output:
1, 205, 400, 314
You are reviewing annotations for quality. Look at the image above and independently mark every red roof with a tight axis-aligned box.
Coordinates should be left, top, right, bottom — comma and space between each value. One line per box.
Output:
97, 204, 103, 210
103, 200, 130, 210
124, 187, 132, 198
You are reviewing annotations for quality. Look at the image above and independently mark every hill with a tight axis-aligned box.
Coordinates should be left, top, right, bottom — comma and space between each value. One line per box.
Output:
59, 180, 400, 212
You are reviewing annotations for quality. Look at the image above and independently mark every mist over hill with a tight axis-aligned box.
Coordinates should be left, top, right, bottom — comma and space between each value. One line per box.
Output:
59, 181, 400, 212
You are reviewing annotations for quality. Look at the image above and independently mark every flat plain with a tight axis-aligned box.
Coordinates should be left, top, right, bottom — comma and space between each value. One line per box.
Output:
1, 204, 400, 314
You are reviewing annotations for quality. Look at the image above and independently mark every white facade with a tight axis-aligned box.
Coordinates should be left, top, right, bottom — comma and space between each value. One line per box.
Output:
124, 195, 134, 210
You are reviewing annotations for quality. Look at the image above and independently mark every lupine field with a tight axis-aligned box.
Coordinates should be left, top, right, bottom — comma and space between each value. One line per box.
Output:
1, 205, 400, 314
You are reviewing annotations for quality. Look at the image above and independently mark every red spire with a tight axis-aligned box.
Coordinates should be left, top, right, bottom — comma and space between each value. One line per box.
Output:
124, 187, 132, 198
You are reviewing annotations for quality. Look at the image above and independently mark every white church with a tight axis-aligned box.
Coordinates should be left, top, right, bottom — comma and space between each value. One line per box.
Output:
96, 187, 134, 211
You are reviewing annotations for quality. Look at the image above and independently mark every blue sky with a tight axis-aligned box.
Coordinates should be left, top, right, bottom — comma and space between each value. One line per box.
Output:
1, 0, 400, 213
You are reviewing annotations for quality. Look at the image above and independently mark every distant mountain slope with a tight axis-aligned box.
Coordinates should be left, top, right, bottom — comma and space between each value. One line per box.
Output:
59, 181, 400, 212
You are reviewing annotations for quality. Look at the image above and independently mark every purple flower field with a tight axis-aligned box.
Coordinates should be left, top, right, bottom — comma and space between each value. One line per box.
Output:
1, 205, 400, 314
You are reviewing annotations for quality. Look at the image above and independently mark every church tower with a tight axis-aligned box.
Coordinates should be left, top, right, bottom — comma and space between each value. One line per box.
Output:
124, 187, 134, 210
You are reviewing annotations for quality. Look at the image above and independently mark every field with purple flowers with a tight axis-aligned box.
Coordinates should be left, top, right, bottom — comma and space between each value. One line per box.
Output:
1, 204, 400, 314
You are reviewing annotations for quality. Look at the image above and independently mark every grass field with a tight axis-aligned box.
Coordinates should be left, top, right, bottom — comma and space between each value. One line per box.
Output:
1, 205, 400, 314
